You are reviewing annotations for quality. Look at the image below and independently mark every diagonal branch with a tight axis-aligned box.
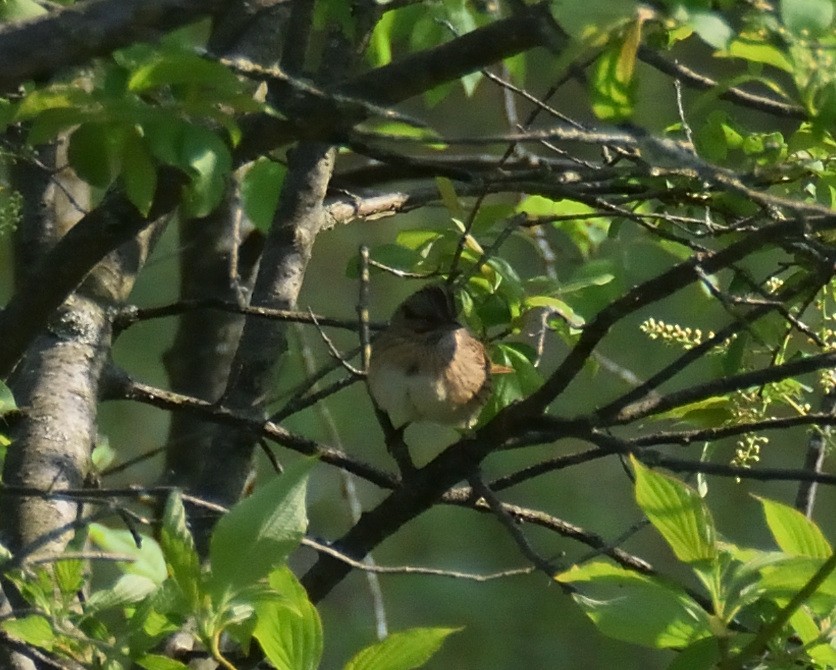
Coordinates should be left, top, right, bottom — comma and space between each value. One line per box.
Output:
0, 0, 229, 93
0, 169, 184, 380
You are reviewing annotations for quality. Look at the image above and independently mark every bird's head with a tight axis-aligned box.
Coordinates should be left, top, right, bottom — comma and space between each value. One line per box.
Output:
389, 284, 458, 333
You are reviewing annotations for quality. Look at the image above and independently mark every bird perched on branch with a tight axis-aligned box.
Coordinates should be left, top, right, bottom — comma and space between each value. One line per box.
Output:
368, 284, 500, 429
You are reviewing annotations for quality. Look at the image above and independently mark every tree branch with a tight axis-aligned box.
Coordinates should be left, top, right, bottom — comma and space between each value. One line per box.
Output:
0, 0, 229, 93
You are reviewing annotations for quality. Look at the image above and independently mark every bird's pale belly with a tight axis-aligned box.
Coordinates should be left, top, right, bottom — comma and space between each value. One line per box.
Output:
368, 363, 477, 428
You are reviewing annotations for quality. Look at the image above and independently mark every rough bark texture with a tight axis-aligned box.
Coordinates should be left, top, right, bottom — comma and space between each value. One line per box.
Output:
192, 142, 335, 543
160, 194, 262, 490
158, 0, 283, 495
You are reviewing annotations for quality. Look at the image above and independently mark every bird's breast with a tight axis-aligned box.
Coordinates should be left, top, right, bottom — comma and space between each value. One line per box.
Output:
368, 327, 489, 428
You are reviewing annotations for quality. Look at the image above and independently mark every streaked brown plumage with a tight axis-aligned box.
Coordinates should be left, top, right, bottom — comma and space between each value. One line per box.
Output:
367, 285, 491, 428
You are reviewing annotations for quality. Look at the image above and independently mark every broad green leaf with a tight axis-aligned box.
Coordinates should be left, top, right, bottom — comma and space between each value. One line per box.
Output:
128, 52, 241, 93
84, 574, 158, 614
780, 0, 834, 37
143, 117, 188, 167
0, 0, 46, 20
253, 567, 323, 670
723, 39, 794, 73
482, 342, 543, 420
788, 607, 836, 667
395, 229, 443, 251
632, 457, 717, 563
161, 18, 212, 50
590, 27, 639, 121
53, 555, 85, 596
756, 496, 832, 559
1, 615, 55, 651
15, 87, 93, 119
666, 636, 722, 670
137, 654, 190, 670
653, 396, 734, 427
435, 177, 465, 223
178, 124, 231, 218
25, 107, 92, 145
159, 491, 202, 609
0, 380, 16, 413
122, 129, 158, 216
758, 556, 836, 614
682, 11, 733, 49
344, 627, 461, 670
367, 8, 396, 66
88, 523, 168, 584
556, 561, 712, 649
240, 158, 287, 233
68, 121, 128, 188
209, 458, 314, 593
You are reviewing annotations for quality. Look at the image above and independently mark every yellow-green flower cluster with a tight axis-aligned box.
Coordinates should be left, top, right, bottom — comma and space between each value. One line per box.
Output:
640, 318, 715, 350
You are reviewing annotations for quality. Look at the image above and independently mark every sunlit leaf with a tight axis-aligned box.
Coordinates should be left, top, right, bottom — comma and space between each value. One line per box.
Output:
253, 567, 323, 670
632, 457, 717, 563
755, 496, 832, 559
556, 561, 712, 649
345, 627, 461, 670
209, 459, 313, 594
1, 615, 55, 651
241, 158, 287, 233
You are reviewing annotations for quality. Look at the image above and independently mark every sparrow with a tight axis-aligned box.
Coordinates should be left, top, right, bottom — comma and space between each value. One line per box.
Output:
367, 284, 492, 429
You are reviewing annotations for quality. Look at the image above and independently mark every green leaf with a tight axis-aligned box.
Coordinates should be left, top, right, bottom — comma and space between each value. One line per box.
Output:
1, 615, 55, 651
128, 52, 241, 93
53, 555, 85, 596
556, 561, 712, 649
758, 556, 836, 613
240, 158, 287, 233
84, 574, 158, 614
481, 342, 543, 420
68, 121, 128, 188
122, 129, 158, 216
253, 567, 323, 670
632, 457, 717, 563
653, 396, 734, 427
136, 654, 190, 670
395, 228, 443, 252
682, 10, 733, 49
0, 0, 46, 21
25, 107, 92, 144
756, 496, 832, 559
178, 124, 231, 218
590, 28, 639, 121
723, 39, 794, 73
435, 177, 465, 222
90, 437, 116, 473
0, 380, 16, 413
209, 458, 314, 593
367, 8, 396, 66
344, 627, 461, 670
788, 607, 836, 667
666, 637, 722, 670
780, 0, 834, 37
88, 523, 168, 584
159, 491, 202, 609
